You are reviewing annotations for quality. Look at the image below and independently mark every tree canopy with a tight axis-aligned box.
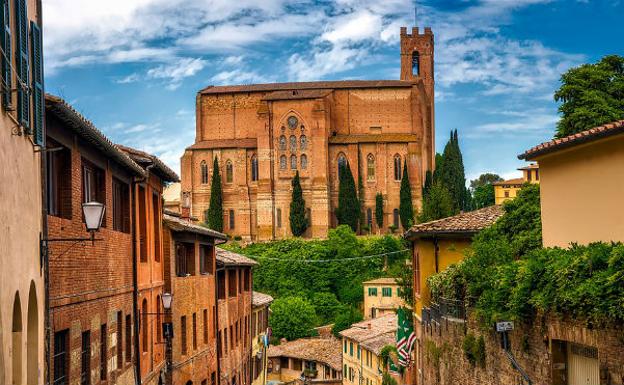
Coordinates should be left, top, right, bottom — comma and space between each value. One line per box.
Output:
438, 129, 466, 213
470, 173, 502, 209
554, 55, 624, 138
206, 157, 223, 232
336, 162, 360, 232
289, 171, 308, 237
270, 296, 317, 341
399, 161, 415, 229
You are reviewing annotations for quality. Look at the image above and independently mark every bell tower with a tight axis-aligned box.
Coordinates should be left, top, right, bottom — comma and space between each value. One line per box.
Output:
400, 26, 434, 100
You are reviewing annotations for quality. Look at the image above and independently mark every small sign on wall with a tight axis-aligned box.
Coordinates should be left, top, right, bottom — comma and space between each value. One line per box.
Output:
496, 321, 514, 332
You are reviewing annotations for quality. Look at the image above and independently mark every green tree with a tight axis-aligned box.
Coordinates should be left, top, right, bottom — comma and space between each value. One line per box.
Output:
336, 162, 359, 231
395, 262, 413, 307
312, 292, 341, 325
472, 184, 495, 209
438, 130, 466, 213
418, 182, 454, 223
206, 157, 223, 231
289, 171, 308, 236
270, 296, 317, 341
331, 306, 363, 336
469, 173, 503, 190
422, 170, 433, 198
399, 161, 415, 229
554, 55, 624, 138
358, 172, 366, 233
375, 193, 384, 232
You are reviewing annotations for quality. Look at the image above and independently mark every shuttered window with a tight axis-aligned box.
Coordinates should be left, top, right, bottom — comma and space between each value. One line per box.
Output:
14, 0, 29, 129
1, 0, 11, 109
30, 21, 43, 145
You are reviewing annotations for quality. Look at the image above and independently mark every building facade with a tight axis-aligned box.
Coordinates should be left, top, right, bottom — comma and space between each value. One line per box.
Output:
493, 163, 539, 205
0, 0, 45, 383
162, 213, 227, 385
216, 248, 257, 385
181, 26, 435, 241
362, 278, 406, 320
340, 315, 397, 385
45, 95, 146, 385
251, 292, 272, 385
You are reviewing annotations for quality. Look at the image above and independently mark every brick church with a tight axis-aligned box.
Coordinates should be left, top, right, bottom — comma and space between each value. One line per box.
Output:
180, 26, 435, 241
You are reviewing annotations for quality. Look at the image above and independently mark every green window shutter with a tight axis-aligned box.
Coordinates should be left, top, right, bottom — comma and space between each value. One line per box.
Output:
30, 21, 43, 145
0, 0, 11, 109
14, 0, 29, 130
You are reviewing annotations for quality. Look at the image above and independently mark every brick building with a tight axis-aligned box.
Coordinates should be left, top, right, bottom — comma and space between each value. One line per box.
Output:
0, 0, 45, 383
162, 212, 227, 385
215, 248, 257, 385
181, 26, 435, 240
45, 95, 146, 385
118, 146, 179, 385
251, 291, 273, 385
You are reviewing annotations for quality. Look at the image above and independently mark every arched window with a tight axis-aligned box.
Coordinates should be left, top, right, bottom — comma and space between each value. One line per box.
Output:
366, 154, 375, 180
337, 153, 347, 178
290, 155, 297, 170
393, 155, 402, 181
279, 135, 286, 151
366, 208, 373, 228
279, 155, 287, 170
300, 154, 308, 169
412, 51, 420, 76
300, 135, 307, 150
251, 155, 258, 182
226, 160, 233, 183
393, 209, 400, 228
200, 160, 208, 184
12, 292, 23, 385
289, 135, 297, 152
142, 299, 148, 352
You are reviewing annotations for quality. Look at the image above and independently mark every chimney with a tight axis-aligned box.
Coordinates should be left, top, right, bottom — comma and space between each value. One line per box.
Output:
280, 338, 288, 344
367, 323, 371, 330
181, 191, 191, 222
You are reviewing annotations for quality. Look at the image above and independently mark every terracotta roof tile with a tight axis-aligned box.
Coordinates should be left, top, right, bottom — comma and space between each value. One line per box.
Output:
163, 214, 227, 240
200, 80, 414, 95
116, 144, 180, 182
363, 278, 399, 285
517, 163, 539, 170
492, 178, 525, 186
360, 331, 396, 355
268, 338, 343, 370
519, 120, 624, 160
216, 248, 258, 267
404, 205, 503, 239
339, 314, 397, 353
252, 291, 274, 307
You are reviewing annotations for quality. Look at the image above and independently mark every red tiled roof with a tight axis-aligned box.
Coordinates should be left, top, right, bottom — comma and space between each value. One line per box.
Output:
404, 205, 503, 239
163, 214, 227, 240
339, 314, 397, 351
519, 120, 624, 160
216, 248, 258, 267
252, 291, 273, 307
200, 80, 414, 95
492, 178, 524, 186
268, 337, 343, 370
187, 138, 258, 150
116, 144, 180, 182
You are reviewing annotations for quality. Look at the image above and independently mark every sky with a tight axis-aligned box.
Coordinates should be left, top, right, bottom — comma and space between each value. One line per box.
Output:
43, 0, 623, 182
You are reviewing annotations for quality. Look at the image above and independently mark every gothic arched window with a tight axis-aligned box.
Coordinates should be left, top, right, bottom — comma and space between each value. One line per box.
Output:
393, 208, 400, 228
366, 154, 375, 181
289, 135, 297, 152
367, 208, 373, 228
279, 155, 287, 170
300, 135, 307, 150
393, 155, 402, 181
226, 160, 233, 183
200, 160, 208, 184
300, 154, 308, 169
251, 155, 258, 182
337, 153, 347, 179
412, 51, 420, 76
290, 155, 297, 170
279, 135, 286, 151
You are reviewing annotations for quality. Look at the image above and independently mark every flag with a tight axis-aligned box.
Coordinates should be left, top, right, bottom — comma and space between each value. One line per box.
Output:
396, 307, 415, 367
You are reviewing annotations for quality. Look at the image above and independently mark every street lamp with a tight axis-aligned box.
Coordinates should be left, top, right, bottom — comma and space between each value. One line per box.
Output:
161, 293, 174, 385
82, 202, 106, 232
162, 292, 173, 310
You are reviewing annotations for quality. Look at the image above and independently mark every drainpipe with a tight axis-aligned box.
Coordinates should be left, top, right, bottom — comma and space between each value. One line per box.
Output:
433, 237, 439, 273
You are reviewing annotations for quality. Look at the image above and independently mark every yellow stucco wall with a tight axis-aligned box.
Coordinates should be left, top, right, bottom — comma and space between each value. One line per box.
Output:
362, 282, 405, 319
494, 184, 520, 205
533, 135, 624, 247
413, 238, 472, 317
342, 338, 382, 385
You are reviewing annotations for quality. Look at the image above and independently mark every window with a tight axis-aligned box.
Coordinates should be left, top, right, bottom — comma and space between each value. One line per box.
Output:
526, 170, 532, 182
125, 315, 131, 362
223, 329, 228, 354
229, 209, 235, 230
203, 309, 209, 344
393, 155, 402, 181
368, 288, 377, 296
82, 159, 106, 225
349, 342, 353, 356
343, 365, 347, 377
176, 242, 195, 277
46, 140, 71, 218
337, 153, 347, 178
281, 357, 289, 369
141, 299, 148, 352
367, 154, 375, 180
382, 287, 392, 297
244, 269, 250, 291
393, 209, 399, 228
54, 329, 69, 385
116, 312, 123, 367
181, 316, 187, 355
412, 51, 420, 76
289, 135, 297, 152
535, 169, 539, 181
138, 185, 147, 261
251, 155, 258, 181
300, 135, 307, 150
226, 160, 233, 183
279, 155, 286, 170
504, 190, 509, 198
152, 192, 161, 261
201, 160, 209, 184
193, 313, 198, 350
218, 271, 226, 300
200, 245, 214, 275
293, 359, 302, 371
81, 331, 90, 385
276, 208, 282, 228
279, 135, 286, 151
290, 155, 297, 170
357, 346, 360, 359
211, 372, 216, 385
228, 270, 237, 297
366, 208, 372, 228
112, 178, 130, 233
100, 324, 107, 381
300, 154, 308, 169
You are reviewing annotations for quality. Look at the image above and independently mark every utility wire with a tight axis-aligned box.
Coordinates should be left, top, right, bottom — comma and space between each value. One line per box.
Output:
237, 249, 410, 263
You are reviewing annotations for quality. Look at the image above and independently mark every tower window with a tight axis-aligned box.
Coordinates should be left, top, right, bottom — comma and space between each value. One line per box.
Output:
300, 154, 308, 170
366, 208, 372, 228
393, 209, 399, 228
290, 155, 297, 170
337, 153, 347, 178
289, 135, 297, 152
279, 155, 287, 170
201, 160, 208, 184
412, 51, 420, 76
300, 135, 307, 150
393, 155, 402, 181
226, 160, 233, 183
279, 135, 286, 151
366, 154, 375, 180
251, 155, 258, 182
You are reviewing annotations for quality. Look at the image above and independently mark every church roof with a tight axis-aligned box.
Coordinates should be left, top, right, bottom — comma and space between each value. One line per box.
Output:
200, 80, 414, 95
261, 89, 332, 101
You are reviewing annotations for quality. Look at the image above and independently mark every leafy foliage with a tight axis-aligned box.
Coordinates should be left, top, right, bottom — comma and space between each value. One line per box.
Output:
554, 55, 624, 138
399, 161, 415, 229
332, 305, 363, 337
289, 171, 308, 236
382, 373, 398, 385
472, 183, 496, 209
462, 333, 486, 367
269, 296, 317, 341
337, 162, 359, 231
375, 193, 384, 231
206, 157, 223, 231
418, 182, 454, 223
470, 173, 503, 190
437, 129, 466, 213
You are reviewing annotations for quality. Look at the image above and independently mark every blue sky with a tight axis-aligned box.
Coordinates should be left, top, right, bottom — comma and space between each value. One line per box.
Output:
43, 0, 623, 182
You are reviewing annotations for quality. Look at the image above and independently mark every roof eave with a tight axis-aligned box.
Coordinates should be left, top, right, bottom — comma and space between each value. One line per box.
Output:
404, 230, 478, 241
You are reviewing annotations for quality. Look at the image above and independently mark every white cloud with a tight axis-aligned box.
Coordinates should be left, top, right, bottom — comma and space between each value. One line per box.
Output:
146, 57, 207, 90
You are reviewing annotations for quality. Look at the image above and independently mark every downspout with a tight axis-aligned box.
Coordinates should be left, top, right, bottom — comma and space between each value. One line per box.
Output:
267, 102, 275, 240
433, 237, 439, 273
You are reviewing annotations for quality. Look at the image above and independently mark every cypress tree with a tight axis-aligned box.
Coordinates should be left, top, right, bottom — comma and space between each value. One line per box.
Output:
399, 161, 415, 229
207, 157, 224, 232
289, 171, 308, 237
438, 129, 467, 213
336, 162, 359, 232
375, 193, 384, 232
418, 182, 454, 223
358, 172, 365, 233
422, 170, 433, 198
